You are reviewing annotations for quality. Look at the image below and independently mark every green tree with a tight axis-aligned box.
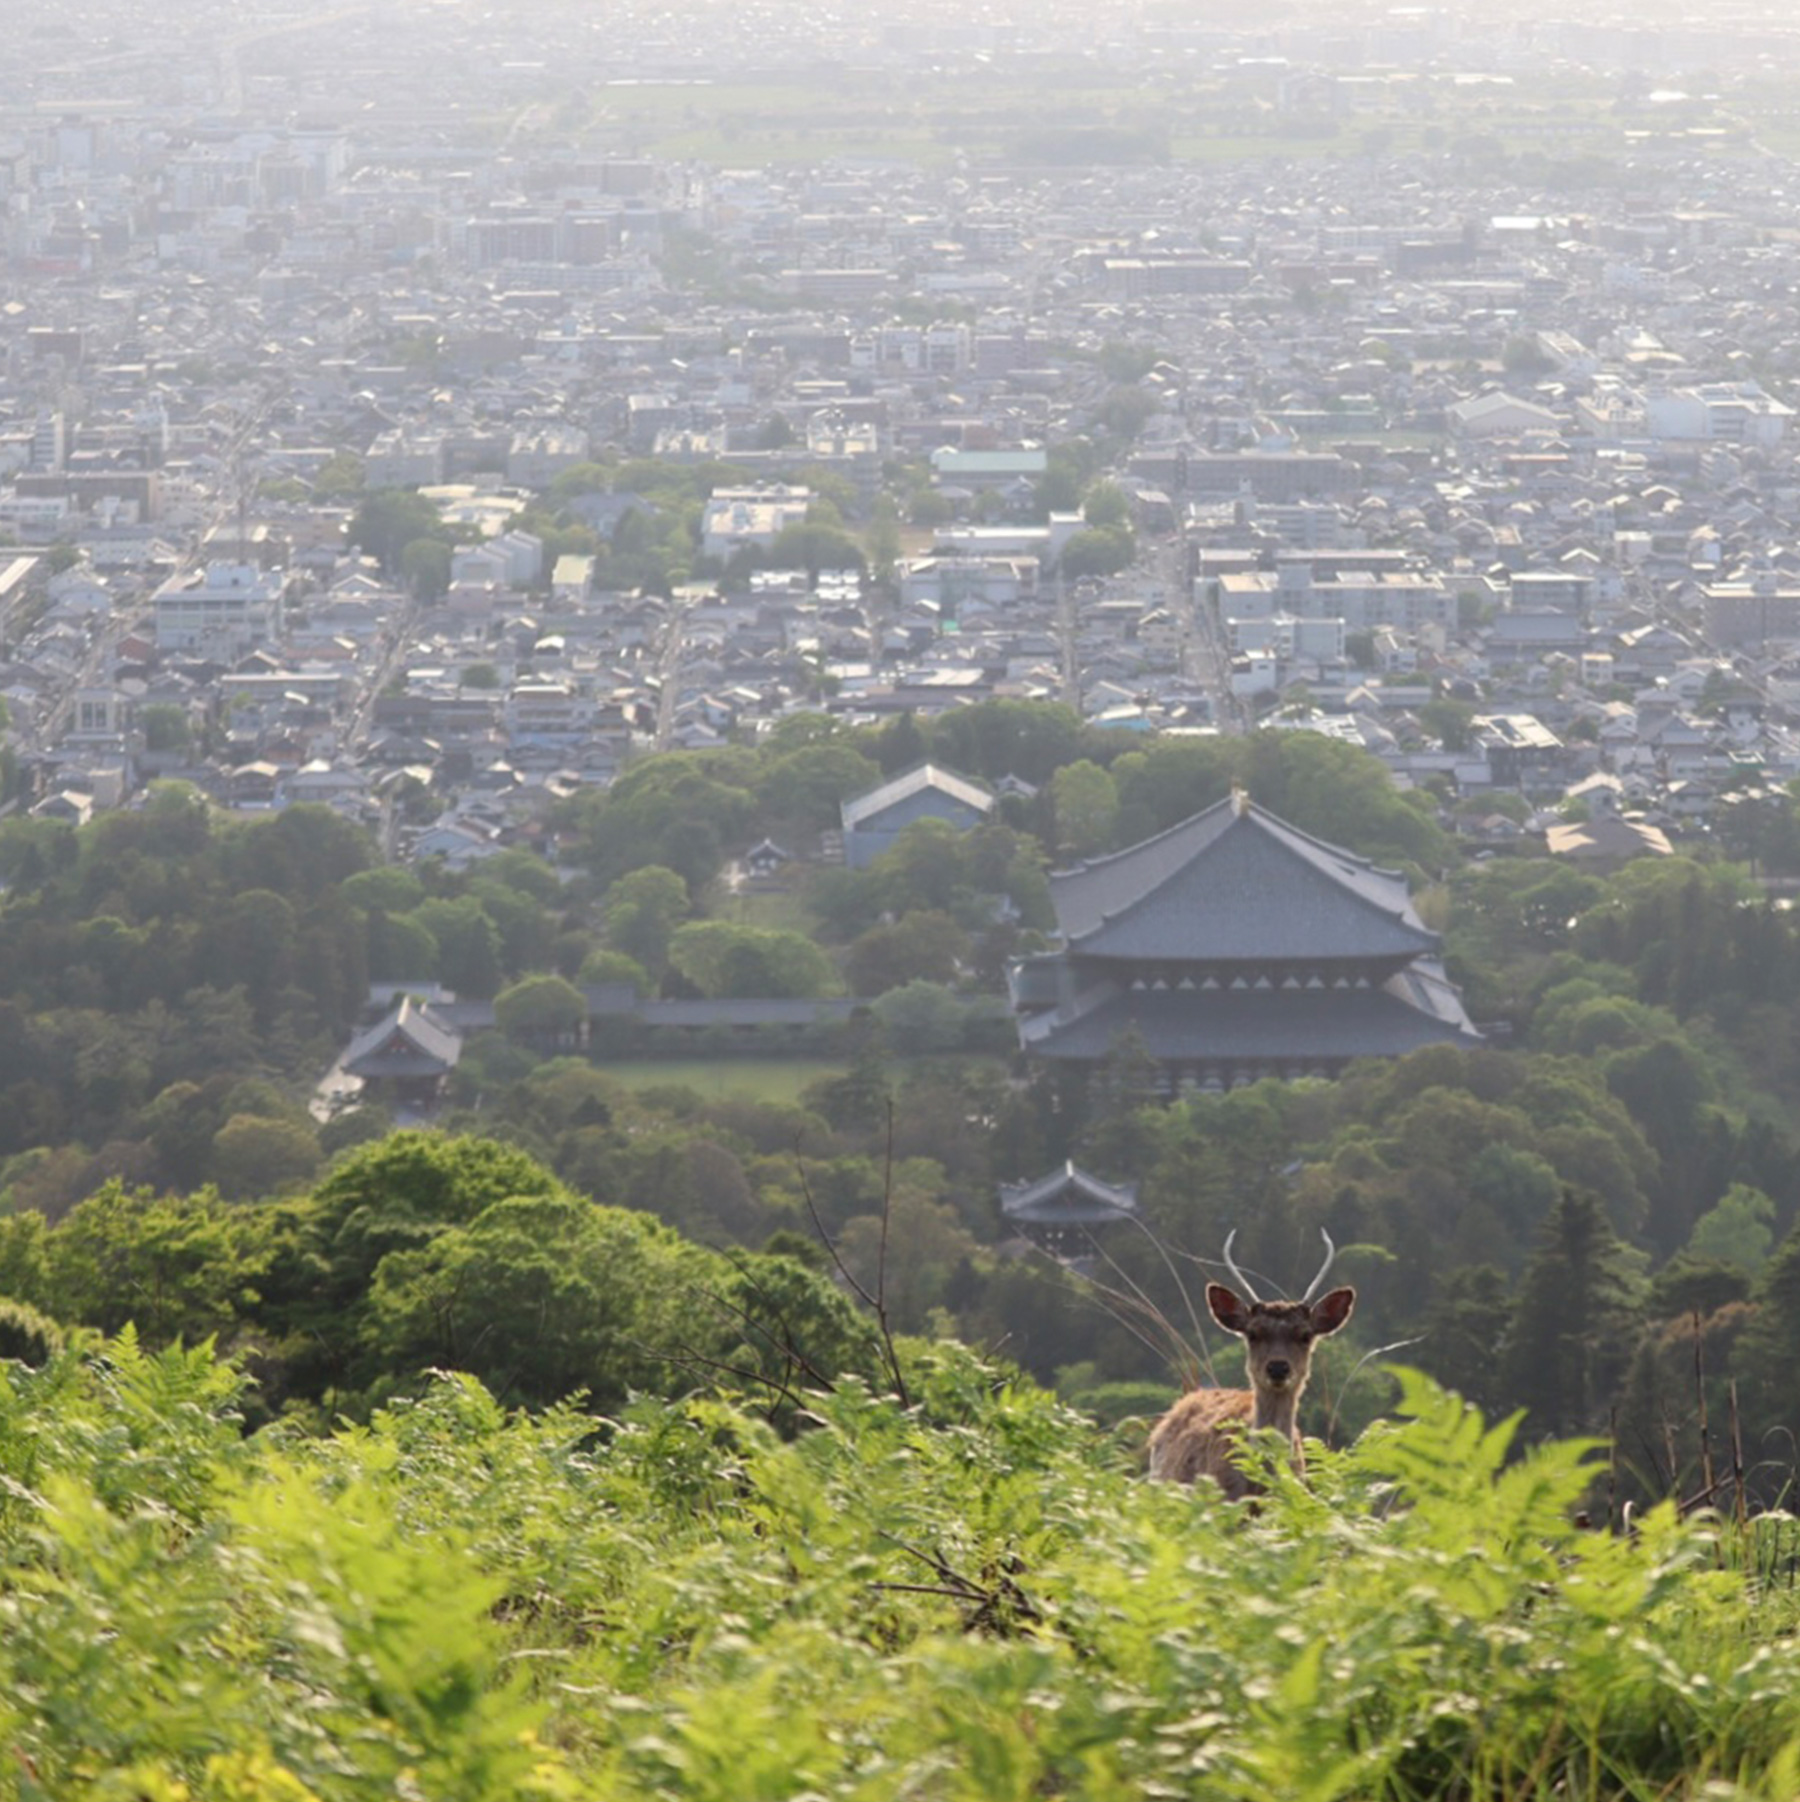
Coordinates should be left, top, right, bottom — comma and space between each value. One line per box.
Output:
572, 754, 757, 890
367, 1192, 712, 1408
277, 1131, 571, 1370
1419, 696, 1477, 752
0, 1296, 62, 1364
400, 536, 452, 600
870, 981, 973, 1054
865, 496, 903, 584
547, 460, 613, 505
211, 1113, 324, 1201
1684, 1183, 1775, 1272
757, 742, 883, 832
347, 489, 448, 574
1740, 1220, 1800, 1440
908, 489, 954, 528
43, 1182, 267, 1342
837, 1183, 980, 1333
140, 704, 191, 754
1418, 1264, 1512, 1417
342, 867, 427, 914
493, 974, 587, 1045
667, 921, 840, 999
412, 897, 504, 997
1082, 480, 1131, 529
602, 865, 690, 980
1059, 526, 1135, 579
366, 909, 439, 982
1049, 759, 1120, 859
1502, 333, 1554, 378
767, 521, 867, 578
1500, 1187, 1644, 1439
575, 948, 651, 993
844, 911, 971, 997
311, 449, 367, 501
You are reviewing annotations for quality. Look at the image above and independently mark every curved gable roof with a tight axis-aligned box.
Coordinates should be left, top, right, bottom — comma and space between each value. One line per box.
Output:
1050, 793, 1438, 963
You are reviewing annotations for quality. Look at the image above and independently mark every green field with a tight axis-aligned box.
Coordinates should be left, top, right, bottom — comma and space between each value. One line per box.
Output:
591, 1057, 849, 1103
592, 1052, 1009, 1105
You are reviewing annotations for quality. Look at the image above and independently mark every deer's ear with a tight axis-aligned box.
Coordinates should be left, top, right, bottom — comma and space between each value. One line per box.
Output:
1310, 1287, 1356, 1336
1207, 1283, 1253, 1334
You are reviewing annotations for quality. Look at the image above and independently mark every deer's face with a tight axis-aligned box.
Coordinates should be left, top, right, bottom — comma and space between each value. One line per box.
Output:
1206, 1284, 1356, 1396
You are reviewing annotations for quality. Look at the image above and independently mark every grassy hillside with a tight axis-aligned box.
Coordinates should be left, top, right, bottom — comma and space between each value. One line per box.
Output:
5, 1332, 1800, 1799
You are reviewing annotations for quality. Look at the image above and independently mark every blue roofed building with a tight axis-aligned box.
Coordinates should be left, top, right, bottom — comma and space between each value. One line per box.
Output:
839, 763, 995, 869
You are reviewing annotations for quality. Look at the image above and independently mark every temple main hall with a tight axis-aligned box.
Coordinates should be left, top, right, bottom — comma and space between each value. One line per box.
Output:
1009, 789, 1481, 1091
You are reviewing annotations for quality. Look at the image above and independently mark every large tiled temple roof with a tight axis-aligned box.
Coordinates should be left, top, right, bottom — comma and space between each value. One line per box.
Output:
1017, 963, 1481, 1063
1048, 789, 1439, 964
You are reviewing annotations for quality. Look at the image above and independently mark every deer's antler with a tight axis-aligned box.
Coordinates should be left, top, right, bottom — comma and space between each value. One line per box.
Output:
1221, 1228, 1263, 1302
1300, 1227, 1337, 1304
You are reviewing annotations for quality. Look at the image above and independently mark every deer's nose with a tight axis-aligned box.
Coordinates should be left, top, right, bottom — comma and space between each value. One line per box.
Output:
1265, 1359, 1292, 1384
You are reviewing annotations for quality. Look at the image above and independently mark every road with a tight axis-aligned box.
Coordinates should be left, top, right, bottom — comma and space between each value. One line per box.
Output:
29, 400, 269, 755
1170, 531, 1244, 734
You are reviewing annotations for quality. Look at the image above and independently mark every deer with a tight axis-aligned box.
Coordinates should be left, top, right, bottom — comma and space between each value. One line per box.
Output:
1146, 1230, 1356, 1500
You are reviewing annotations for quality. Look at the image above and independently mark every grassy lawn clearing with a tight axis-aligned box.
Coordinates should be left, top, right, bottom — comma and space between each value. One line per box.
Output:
593, 1057, 850, 1104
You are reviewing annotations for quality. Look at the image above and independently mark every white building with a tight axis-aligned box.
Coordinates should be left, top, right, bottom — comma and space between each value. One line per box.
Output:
153, 562, 287, 657
1644, 382, 1793, 446
700, 485, 812, 561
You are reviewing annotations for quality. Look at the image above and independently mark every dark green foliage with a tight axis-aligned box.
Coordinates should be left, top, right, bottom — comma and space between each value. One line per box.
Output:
1501, 1188, 1645, 1440
1058, 524, 1135, 578
25, 699, 1800, 1509
1738, 1219, 1800, 1439
345, 487, 452, 573
367, 1190, 713, 1408
0, 1296, 62, 1365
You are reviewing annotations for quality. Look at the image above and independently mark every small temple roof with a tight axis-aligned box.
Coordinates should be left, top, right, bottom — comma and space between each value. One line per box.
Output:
999, 1160, 1139, 1228
1047, 790, 1438, 964
342, 995, 463, 1079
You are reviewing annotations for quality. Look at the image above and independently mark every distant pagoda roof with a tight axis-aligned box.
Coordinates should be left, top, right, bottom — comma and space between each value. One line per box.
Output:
1047, 788, 1439, 965
999, 1160, 1139, 1230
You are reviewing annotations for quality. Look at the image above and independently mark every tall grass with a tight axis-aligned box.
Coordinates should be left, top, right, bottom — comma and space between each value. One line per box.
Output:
4, 1336, 1800, 1797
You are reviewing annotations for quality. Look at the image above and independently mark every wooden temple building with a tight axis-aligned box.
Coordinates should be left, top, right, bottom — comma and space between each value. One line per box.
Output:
341, 995, 463, 1109
999, 1161, 1139, 1260
1009, 789, 1480, 1091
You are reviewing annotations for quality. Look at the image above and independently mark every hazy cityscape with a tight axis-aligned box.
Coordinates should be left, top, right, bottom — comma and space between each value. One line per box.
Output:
9, 0, 1800, 876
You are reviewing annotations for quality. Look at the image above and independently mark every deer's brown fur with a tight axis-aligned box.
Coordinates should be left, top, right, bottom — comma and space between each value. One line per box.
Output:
1147, 1283, 1355, 1500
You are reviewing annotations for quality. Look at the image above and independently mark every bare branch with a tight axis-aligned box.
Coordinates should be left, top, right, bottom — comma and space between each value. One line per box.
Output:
1325, 1336, 1424, 1444
794, 1136, 881, 1311
709, 1259, 840, 1393
873, 1099, 911, 1409
793, 1127, 910, 1410
630, 1338, 804, 1418
1046, 1252, 1196, 1379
